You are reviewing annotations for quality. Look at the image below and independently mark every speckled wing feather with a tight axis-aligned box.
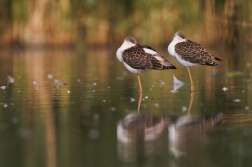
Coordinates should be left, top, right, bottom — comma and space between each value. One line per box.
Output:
175, 40, 221, 66
122, 45, 153, 70
122, 45, 175, 70
142, 45, 172, 69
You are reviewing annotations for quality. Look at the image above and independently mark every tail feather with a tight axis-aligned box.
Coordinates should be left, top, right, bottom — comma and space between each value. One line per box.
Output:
204, 56, 222, 66
152, 61, 176, 70
215, 57, 222, 61
163, 64, 176, 69
151, 56, 176, 70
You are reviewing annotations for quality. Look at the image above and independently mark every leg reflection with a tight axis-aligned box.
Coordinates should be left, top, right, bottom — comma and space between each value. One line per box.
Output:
137, 93, 142, 113
117, 93, 169, 162
187, 92, 194, 116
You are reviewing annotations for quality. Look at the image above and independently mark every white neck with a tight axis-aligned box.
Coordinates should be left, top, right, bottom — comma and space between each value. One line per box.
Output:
116, 40, 135, 62
168, 36, 186, 57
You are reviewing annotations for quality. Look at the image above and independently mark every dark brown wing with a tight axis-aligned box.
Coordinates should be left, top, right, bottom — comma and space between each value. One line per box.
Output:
122, 45, 176, 70
175, 40, 221, 66
122, 45, 152, 70
141, 45, 176, 69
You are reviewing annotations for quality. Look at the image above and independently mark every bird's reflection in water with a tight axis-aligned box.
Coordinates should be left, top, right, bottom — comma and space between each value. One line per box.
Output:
117, 93, 170, 162
168, 113, 223, 158
117, 90, 224, 162
168, 87, 225, 161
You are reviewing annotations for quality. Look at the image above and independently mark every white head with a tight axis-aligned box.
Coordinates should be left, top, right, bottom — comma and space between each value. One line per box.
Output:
116, 36, 137, 62
173, 31, 187, 42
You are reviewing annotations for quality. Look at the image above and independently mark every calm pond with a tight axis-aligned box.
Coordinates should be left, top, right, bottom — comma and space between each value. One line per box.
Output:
0, 0, 252, 166
0, 44, 251, 167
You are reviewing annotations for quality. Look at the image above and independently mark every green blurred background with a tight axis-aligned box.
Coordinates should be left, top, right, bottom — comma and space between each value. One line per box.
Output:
0, 1, 252, 167
0, 0, 251, 48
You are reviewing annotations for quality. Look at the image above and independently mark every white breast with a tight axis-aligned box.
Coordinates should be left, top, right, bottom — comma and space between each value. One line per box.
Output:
168, 41, 176, 58
116, 47, 124, 62
174, 52, 199, 67
116, 41, 135, 62
123, 61, 146, 74
168, 38, 199, 67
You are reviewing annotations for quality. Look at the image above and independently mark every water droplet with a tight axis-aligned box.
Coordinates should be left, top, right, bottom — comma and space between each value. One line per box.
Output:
182, 106, 187, 112
131, 98, 135, 102
3, 104, 8, 108
93, 114, 99, 120
47, 74, 53, 79
171, 75, 184, 93
7, 75, 15, 84
0, 86, 6, 89
160, 80, 165, 86
89, 129, 99, 139
233, 99, 241, 102
111, 107, 116, 111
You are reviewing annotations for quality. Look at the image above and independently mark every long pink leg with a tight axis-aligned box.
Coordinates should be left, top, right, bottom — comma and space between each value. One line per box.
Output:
137, 74, 143, 93
186, 67, 194, 92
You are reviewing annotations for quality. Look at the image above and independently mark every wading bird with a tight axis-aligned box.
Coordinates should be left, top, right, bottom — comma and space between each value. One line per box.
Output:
168, 31, 221, 92
117, 36, 176, 93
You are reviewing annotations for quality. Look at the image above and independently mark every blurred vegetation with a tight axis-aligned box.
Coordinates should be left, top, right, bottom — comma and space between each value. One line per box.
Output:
0, 0, 251, 47
0, 1, 251, 166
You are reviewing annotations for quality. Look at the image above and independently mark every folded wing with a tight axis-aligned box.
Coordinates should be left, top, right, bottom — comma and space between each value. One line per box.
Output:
175, 40, 221, 66
122, 45, 176, 70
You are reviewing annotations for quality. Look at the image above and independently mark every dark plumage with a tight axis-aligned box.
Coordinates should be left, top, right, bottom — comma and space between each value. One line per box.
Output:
168, 31, 222, 92
122, 44, 176, 70
117, 36, 176, 93
175, 40, 221, 66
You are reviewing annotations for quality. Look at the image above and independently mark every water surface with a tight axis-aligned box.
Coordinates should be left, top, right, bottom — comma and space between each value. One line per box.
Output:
0, 46, 251, 167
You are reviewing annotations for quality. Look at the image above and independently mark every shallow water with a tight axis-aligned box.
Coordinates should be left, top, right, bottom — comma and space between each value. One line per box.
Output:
0, 46, 251, 167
